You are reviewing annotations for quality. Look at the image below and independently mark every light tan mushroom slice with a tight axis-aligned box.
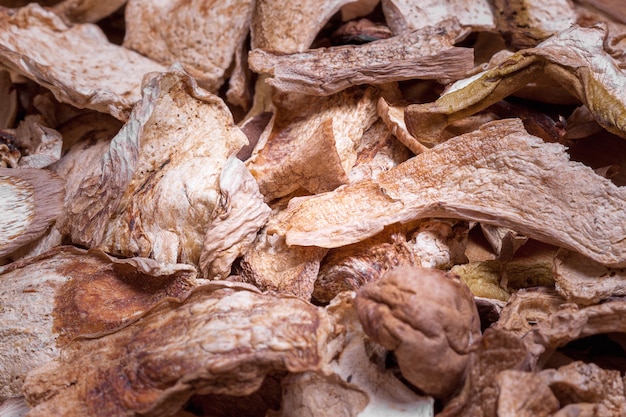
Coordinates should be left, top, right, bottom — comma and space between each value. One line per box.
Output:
274, 119, 626, 267
272, 292, 434, 417
405, 25, 626, 146
577, 0, 626, 25
51, 0, 127, 23
376, 97, 428, 156
0, 245, 197, 401
22, 283, 334, 417
491, 0, 577, 49
246, 87, 379, 201
0, 4, 165, 121
495, 370, 560, 417
251, 0, 358, 53
554, 250, 626, 305
380, 0, 495, 35
248, 20, 474, 96
199, 156, 271, 279
14, 115, 62, 169
0, 167, 64, 258
64, 68, 263, 270
124, 0, 254, 93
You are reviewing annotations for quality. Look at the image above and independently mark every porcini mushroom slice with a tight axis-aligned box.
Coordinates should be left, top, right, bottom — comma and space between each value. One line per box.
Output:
22, 284, 333, 417
0, 167, 64, 258
0, 4, 166, 121
124, 0, 255, 93
51, 0, 127, 23
355, 267, 481, 398
273, 118, 626, 268
405, 25, 626, 146
251, 0, 358, 53
64, 68, 266, 270
248, 20, 474, 96
0, 245, 197, 401
554, 250, 626, 305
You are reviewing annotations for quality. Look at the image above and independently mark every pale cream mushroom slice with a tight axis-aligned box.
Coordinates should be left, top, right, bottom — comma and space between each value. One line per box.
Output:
248, 19, 474, 96
405, 25, 626, 146
124, 0, 255, 93
0, 245, 197, 401
0, 167, 64, 259
63, 68, 269, 272
22, 283, 335, 417
0, 4, 165, 121
51, 0, 127, 24
14, 115, 62, 169
273, 119, 626, 268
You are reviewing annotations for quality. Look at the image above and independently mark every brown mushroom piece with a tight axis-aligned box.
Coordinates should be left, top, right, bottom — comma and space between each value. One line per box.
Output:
355, 266, 481, 399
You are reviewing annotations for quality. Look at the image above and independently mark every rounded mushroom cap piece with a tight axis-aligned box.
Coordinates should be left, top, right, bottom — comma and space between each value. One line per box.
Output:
355, 266, 481, 399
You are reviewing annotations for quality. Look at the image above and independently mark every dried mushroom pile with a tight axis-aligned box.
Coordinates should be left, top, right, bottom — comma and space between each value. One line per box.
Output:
2, 0, 626, 416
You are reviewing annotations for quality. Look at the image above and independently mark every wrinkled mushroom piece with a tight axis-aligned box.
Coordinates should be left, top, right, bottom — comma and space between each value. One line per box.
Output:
0, 245, 197, 401
124, 0, 255, 93
251, 0, 358, 53
249, 20, 474, 96
0, 167, 64, 259
377, 97, 428, 155
274, 119, 626, 267
554, 250, 626, 305
405, 25, 626, 146
51, 0, 127, 23
64, 68, 267, 271
14, 115, 62, 169
0, 4, 165, 121
381, 0, 495, 35
23, 283, 334, 417
355, 267, 481, 398
495, 370, 560, 417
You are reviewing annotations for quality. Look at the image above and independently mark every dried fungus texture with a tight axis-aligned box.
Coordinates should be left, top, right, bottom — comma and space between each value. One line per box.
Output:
0, 167, 64, 258
0, 4, 165, 121
405, 25, 626, 145
14, 115, 62, 169
274, 119, 626, 268
22, 283, 334, 417
0, 246, 196, 401
51, 0, 127, 23
124, 0, 255, 92
64, 69, 267, 271
249, 20, 474, 96
355, 267, 481, 398
251, 0, 357, 52
381, 0, 495, 34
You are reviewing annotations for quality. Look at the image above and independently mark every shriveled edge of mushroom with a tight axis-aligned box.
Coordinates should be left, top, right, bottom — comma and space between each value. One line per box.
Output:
377, 97, 428, 155
249, 19, 474, 96
405, 24, 626, 146
0, 167, 64, 258
273, 118, 626, 267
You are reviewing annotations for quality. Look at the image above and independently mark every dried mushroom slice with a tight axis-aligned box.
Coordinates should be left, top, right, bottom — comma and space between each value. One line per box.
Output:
381, 0, 495, 35
51, 0, 127, 23
274, 119, 626, 268
22, 284, 334, 417
124, 0, 255, 93
405, 25, 626, 146
14, 115, 62, 168
0, 4, 166, 121
377, 97, 429, 155
355, 267, 481, 399
251, 0, 358, 53
249, 20, 474, 96
64, 68, 264, 270
0, 245, 197, 401
0, 167, 64, 258
495, 370, 560, 417
246, 87, 379, 201
554, 250, 626, 305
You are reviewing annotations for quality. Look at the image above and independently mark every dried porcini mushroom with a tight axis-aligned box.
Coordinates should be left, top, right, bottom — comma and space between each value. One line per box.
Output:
249, 19, 474, 96
0, 167, 64, 259
355, 266, 481, 398
274, 119, 626, 268
0, 4, 165, 120
22, 283, 334, 417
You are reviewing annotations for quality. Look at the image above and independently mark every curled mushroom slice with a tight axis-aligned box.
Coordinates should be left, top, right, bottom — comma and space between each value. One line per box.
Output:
14, 115, 62, 169
249, 20, 474, 96
405, 25, 626, 146
124, 0, 255, 92
0, 245, 197, 401
554, 250, 626, 305
355, 267, 481, 399
22, 283, 334, 417
0, 4, 166, 121
0, 167, 64, 259
274, 119, 626, 268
